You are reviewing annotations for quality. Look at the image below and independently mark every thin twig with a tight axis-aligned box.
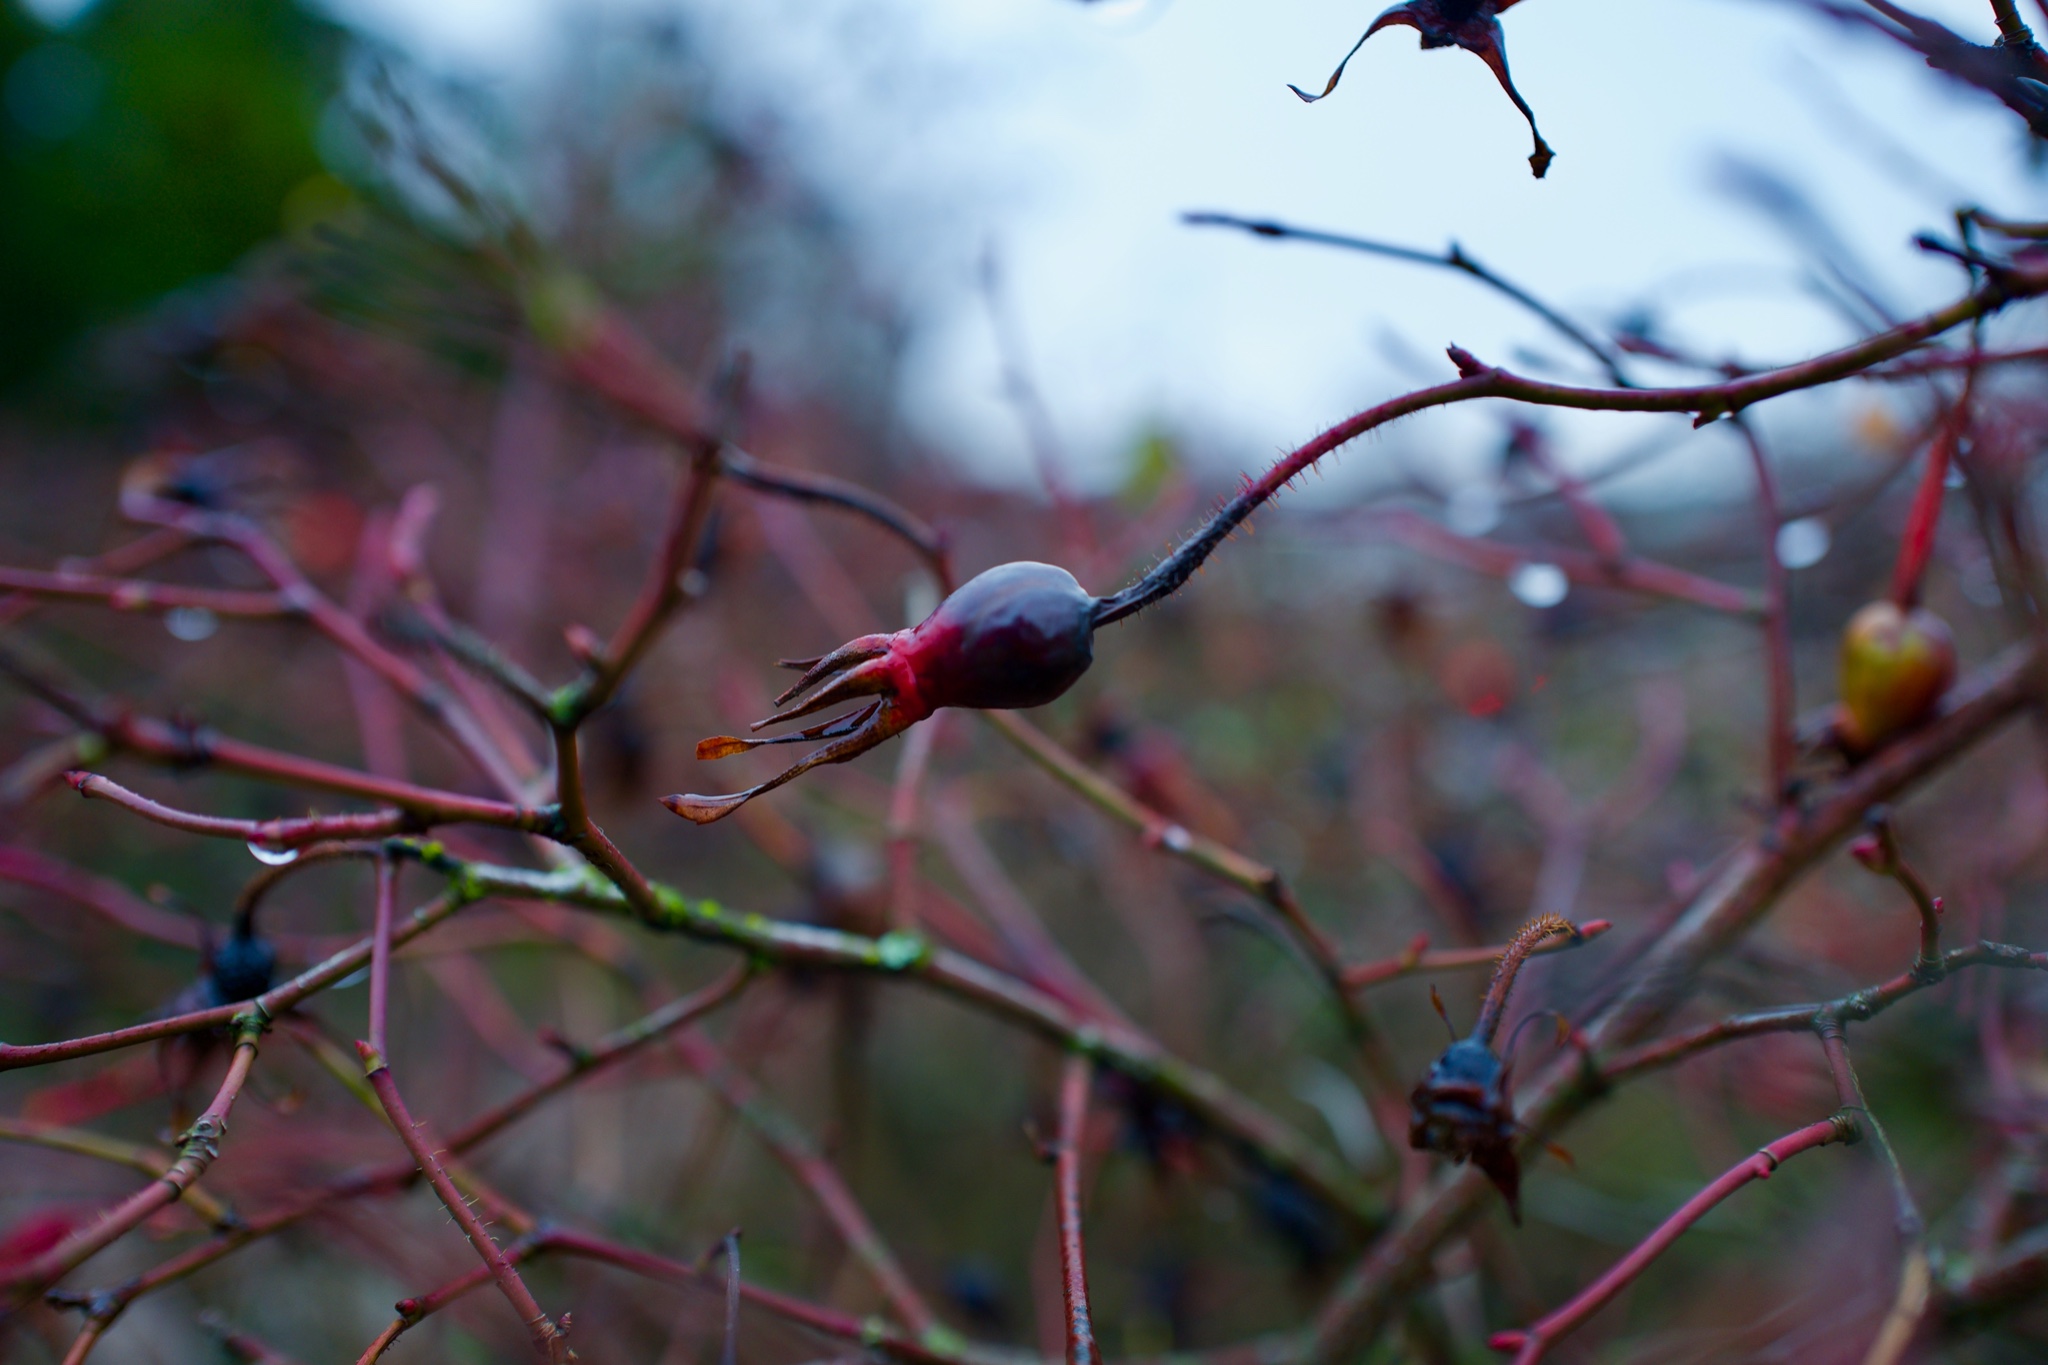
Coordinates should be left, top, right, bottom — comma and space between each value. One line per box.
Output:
1850, 807, 1946, 979
65, 772, 425, 849
1341, 921, 1611, 991
1732, 418, 1797, 797
1182, 212, 1632, 385
0, 566, 293, 617
368, 853, 398, 1059
1487, 1115, 1854, 1364
0, 1117, 235, 1229
6, 1011, 265, 1298
1596, 937, 2048, 1089
670, 1029, 940, 1336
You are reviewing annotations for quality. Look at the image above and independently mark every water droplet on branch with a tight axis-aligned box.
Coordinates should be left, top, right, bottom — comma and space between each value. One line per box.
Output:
165, 606, 218, 641
1775, 518, 1830, 570
1508, 563, 1567, 609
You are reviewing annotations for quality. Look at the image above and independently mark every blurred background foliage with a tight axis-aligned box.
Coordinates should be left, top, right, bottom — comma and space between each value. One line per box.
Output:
0, 0, 340, 392
1, 2, 2046, 1363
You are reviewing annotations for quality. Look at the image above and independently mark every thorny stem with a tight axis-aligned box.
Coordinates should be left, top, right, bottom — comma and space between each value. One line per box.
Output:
1055, 1052, 1098, 1365
43, 827, 1384, 1224
357, 1042, 572, 1363
16, 253, 2048, 1362
21, 647, 2043, 1364
1472, 915, 1580, 1047
1093, 264, 2044, 628
1341, 921, 1611, 991
1487, 1115, 1855, 1364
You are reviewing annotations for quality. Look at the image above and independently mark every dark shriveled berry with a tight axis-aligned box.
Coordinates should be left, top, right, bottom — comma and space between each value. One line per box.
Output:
1407, 914, 1589, 1223
207, 923, 277, 1006
1409, 1037, 1523, 1221
665, 562, 1101, 824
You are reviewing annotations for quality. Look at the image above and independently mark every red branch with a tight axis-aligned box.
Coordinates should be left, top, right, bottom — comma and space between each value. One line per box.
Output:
64, 768, 556, 846
1055, 1052, 1098, 1365
1488, 1115, 1852, 1363
357, 1042, 571, 1363
5, 1013, 265, 1299
1342, 921, 1611, 991
1891, 372, 1976, 608
367, 855, 398, 1059
0, 565, 293, 617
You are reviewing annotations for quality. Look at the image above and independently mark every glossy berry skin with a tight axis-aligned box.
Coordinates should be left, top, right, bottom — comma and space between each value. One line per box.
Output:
668, 562, 1101, 823
1410, 1037, 1524, 1222
207, 927, 277, 1006
897, 562, 1096, 715
1838, 601, 1956, 755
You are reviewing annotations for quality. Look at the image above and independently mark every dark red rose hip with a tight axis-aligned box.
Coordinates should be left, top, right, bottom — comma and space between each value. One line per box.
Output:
665, 562, 1099, 823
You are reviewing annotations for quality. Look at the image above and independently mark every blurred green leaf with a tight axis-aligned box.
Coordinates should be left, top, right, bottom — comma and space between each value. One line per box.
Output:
0, 0, 342, 389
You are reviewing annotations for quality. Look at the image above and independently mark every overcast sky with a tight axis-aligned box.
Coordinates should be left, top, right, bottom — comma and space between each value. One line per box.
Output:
316, 0, 2045, 497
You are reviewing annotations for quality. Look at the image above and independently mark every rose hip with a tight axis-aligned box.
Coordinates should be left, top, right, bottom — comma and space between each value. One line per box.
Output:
665, 561, 1099, 823
1836, 600, 1956, 756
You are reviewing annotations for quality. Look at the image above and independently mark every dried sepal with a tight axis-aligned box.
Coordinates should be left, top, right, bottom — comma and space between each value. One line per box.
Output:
1290, 0, 1554, 179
